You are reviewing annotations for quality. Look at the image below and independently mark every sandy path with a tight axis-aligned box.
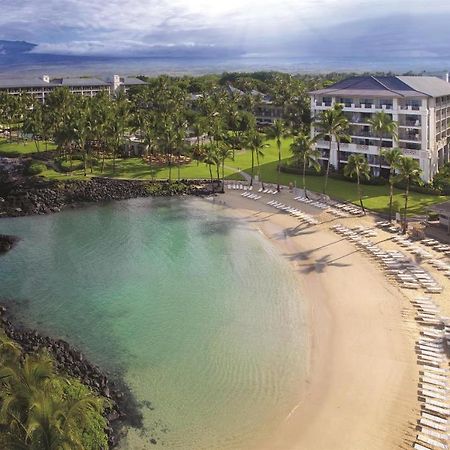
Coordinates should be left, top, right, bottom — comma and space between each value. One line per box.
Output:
218, 189, 419, 450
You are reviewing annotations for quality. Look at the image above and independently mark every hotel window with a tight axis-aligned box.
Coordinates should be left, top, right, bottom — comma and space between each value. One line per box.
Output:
322, 97, 332, 106
407, 99, 422, 110
338, 98, 353, 107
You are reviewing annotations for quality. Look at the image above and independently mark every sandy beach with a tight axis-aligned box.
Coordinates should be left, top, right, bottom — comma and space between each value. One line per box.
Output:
219, 187, 421, 450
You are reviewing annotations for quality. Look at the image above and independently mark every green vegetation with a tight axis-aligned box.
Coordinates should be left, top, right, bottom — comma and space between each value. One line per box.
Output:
0, 139, 56, 156
0, 73, 447, 217
25, 161, 47, 176
344, 154, 371, 213
0, 331, 109, 449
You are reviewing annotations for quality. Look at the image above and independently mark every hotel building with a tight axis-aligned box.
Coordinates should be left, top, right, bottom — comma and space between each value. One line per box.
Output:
0, 74, 146, 103
310, 76, 450, 181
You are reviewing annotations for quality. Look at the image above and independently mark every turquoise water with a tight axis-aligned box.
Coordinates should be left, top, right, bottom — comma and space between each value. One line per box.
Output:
0, 197, 308, 449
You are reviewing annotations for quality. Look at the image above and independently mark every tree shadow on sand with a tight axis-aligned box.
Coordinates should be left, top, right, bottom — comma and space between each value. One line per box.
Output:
294, 253, 352, 274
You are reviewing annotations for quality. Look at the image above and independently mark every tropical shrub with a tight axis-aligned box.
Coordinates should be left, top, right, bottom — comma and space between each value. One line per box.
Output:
24, 161, 46, 175
0, 331, 110, 449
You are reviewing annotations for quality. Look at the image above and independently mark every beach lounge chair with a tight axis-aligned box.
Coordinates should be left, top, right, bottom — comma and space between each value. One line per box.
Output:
413, 443, 432, 450
419, 427, 449, 442
422, 412, 449, 424
416, 433, 448, 449
419, 389, 449, 401
419, 421, 448, 435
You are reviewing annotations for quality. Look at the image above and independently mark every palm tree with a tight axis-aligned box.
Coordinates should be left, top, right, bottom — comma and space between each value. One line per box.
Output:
290, 134, 321, 198
23, 102, 44, 153
266, 119, 288, 191
246, 132, 268, 187
315, 103, 349, 194
381, 148, 403, 222
395, 157, 422, 233
108, 92, 130, 175
344, 154, 371, 214
0, 337, 108, 450
203, 144, 219, 193
216, 143, 234, 190
367, 111, 398, 177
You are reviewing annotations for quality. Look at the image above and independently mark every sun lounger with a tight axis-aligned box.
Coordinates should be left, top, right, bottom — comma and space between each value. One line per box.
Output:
419, 389, 449, 401
425, 398, 450, 410
417, 433, 448, 449
420, 383, 449, 394
422, 366, 449, 375
419, 427, 449, 442
413, 443, 432, 450
422, 370, 447, 379
423, 404, 450, 418
422, 412, 449, 424
421, 377, 448, 388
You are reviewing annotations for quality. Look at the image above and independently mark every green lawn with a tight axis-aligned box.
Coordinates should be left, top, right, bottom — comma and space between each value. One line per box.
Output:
229, 138, 448, 216
0, 139, 56, 156
41, 157, 245, 181
37, 137, 448, 216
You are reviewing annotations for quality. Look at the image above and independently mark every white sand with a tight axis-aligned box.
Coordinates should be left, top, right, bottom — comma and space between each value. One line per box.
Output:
218, 188, 420, 450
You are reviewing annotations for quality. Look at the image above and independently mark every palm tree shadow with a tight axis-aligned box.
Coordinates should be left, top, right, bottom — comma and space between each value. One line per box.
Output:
296, 254, 352, 274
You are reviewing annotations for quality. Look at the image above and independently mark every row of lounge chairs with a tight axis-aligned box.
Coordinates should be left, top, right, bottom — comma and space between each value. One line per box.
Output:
226, 183, 250, 190
428, 260, 450, 280
258, 187, 278, 195
392, 236, 433, 260
422, 239, 450, 256
241, 192, 261, 201
330, 224, 443, 294
294, 196, 364, 217
375, 220, 402, 234
329, 201, 365, 217
412, 297, 450, 450
294, 196, 349, 218
267, 201, 319, 225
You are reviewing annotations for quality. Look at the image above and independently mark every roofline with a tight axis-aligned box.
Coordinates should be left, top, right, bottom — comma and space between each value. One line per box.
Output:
309, 75, 433, 98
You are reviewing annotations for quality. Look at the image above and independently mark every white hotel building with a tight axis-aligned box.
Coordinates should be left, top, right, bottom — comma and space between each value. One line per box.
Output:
310, 76, 450, 181
0, 74, 146, 103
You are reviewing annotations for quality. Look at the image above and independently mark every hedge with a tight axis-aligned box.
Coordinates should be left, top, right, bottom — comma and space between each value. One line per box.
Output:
24, 161, 46, 175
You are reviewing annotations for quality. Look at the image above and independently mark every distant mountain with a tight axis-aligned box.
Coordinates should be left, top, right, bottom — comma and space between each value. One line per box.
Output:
0, 40, 37, 55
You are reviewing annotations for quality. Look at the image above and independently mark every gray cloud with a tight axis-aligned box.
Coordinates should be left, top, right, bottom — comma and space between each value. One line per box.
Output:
0, 0, 449, 59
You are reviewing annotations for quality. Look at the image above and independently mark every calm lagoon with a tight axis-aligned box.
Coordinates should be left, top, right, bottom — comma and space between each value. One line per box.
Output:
0, 197, 308, 449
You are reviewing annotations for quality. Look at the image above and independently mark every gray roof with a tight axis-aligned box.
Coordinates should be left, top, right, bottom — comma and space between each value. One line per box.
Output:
121, 77, 146, 86
397, 76, 450, 98
0, 75, 145, 89
0, 78, 55, 88
310, 75, 450, 99
58, 77, 109, 87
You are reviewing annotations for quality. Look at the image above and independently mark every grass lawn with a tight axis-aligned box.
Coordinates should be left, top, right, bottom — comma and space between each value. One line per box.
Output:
0, 139, 56, 156
41, 157, 245, 181
229, 138, 448, 216
37, 137, 448, 216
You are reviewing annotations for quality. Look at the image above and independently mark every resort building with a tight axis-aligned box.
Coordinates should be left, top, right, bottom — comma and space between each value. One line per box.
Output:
225, 85, 283, 126
0, 74, 146, 103
310, 76, 450, 181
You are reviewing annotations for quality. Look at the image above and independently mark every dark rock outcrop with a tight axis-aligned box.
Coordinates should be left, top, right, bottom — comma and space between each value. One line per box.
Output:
0, 175, 221, 218
0, 234, 19, 253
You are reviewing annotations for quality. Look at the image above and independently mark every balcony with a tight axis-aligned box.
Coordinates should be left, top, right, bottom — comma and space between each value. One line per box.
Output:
399, 132, 421, 142
399, 119, 421, 128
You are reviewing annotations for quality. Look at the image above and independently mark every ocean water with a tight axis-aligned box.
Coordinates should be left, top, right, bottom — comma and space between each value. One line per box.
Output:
0, 197, 308, 449
0, 54, 449, 78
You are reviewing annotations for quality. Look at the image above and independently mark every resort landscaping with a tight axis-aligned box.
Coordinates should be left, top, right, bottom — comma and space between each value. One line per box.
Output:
3, 71, 450, 449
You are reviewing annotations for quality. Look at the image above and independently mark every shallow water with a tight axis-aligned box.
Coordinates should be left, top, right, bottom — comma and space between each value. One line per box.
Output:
0, 197, 308, 449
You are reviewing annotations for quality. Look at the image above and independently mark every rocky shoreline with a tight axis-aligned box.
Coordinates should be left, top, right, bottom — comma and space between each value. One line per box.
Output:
0, 175, 221, 218
0, 304, 144, 448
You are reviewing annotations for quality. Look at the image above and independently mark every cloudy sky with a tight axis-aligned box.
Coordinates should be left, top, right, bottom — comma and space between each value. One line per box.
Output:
0, 0, 449, 58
